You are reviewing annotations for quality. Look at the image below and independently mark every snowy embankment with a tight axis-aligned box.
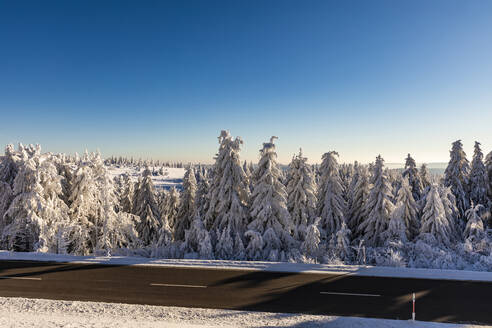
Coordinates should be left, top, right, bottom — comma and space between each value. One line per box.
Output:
0, 297, 486, 328
2, 251, 492, 282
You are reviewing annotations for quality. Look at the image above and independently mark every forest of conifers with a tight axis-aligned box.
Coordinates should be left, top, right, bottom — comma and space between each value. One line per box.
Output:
0, 131, 491, 271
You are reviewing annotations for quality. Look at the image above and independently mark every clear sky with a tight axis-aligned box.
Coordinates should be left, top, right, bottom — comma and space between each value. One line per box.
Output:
1, 0, 491, 164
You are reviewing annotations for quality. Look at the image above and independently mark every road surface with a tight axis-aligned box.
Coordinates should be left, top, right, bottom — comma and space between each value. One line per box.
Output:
0, 260, 490, 325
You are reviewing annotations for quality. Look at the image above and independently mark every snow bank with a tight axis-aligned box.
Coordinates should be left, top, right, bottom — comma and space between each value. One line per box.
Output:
0, 296, 485, 328
1, 251, 492, 282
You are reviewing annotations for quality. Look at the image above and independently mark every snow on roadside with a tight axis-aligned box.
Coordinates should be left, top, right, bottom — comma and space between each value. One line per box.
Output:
0, 296, 486, 328
1, 251, 492, 282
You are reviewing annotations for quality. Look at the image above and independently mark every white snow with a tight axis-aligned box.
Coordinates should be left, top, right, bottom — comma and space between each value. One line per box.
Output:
107, 166, 185, 190
2, 250, 492, 282
0, 296, 486, 328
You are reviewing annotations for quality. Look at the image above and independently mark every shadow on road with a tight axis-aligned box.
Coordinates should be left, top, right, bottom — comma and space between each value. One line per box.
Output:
0, 259, 490, 325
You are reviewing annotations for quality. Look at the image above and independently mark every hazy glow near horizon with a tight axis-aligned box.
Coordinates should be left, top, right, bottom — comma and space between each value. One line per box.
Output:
1, 1, 491, 165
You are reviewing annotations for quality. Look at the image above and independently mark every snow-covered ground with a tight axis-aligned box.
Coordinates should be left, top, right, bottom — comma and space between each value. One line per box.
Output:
2, 251, 492, 282
107, 165, 185, 190
0, 296, 486, 328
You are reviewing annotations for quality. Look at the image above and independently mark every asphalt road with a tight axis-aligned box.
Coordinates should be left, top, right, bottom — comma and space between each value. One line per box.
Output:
0, 260, 490, 325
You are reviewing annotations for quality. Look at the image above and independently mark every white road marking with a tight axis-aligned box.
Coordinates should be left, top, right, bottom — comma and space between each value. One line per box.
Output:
0, 276, 42, 281
150, 283, 207, 288
320, 291, 381, 297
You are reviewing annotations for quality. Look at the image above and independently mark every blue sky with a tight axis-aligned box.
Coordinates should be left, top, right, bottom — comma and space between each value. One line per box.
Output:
1, 1, 491, 164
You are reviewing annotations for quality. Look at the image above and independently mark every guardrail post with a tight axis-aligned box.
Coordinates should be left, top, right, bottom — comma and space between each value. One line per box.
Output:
412, 292, 416, 321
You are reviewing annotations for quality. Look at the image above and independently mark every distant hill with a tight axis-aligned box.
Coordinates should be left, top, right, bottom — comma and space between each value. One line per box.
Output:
386, 162, 446, 175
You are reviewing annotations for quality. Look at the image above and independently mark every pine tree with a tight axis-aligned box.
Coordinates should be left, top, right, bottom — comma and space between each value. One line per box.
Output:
335, 222, 353, 261
0, 144, 21, 187
68, 154, 139, 254
285, 149, 317, 240
2, 159, 48, 252
195, 171, 210, 218
384, 212, 408, 243
247, 136, 295, 261
469, 142, 489, 207
346, 163, 369, 235
244, 230, 263, 260
182, 214, 213, 259
438, 186, 461, 239
420, 184, 453, 247
317, 151, 346, 238
464, 204, 485, 241
174, 167, 197, 241
132, 167, 160, 245
444, 140, 470, 219
358, 155, 394, 247
486, 151, 492, 202
419, 164, 431, 191
156, 206, 173, 248
205, 131, 249, 259
119, 174, 134, 213
67, 163, 97, 254
37, 156, 73, 254
390, 177, 419, 240
161, 187, 180, 232
301, 218, 321, 260
402, 154, 423, 200
2, 147, 75, 254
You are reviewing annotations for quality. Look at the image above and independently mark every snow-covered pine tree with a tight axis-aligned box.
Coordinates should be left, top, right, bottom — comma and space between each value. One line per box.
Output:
244, 230, 263, 260
419, 184, 453, 247
2, 147, 73, 253
387, 169, 401, 205
67, 162, 97, 254
346, 163, 369, 235
155, 204, 173, 250
0, 144, 21, 187
444, 140, 470, 220
339, 163, 354, 203
243, 160, 250, 177
301, 218, 322, 260
469, 142, 489, 207
335, 221, 353, 261
174, 167, 197, 241
92, 154, 139, 252
384, 212, 407, 243
419, 164, 431, 192
161, 186, 180, 232
316, 151, 346, 239
113, 175, 125, 211
389, 177, 419, 240
57, 158, 74, 206
402, 154, 423, 200
247, 136, 295, 261
2, 158, 49, 252
285, 149, 317, 240
0, 145, 19, 228
205, 131, 249, 259
132, 167, 160, 245
195, 171, 210, 218
358, 155, 395, 247
119, 174, 134, 213
0, 180, 12, 229
182, 213, 213, 259
485, 151, 492, 228
68, 153, 139, 255
36, 155, 73, 254
486, 151, 492, 202
464, 204, 485, 241
438, 186, 461, 239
